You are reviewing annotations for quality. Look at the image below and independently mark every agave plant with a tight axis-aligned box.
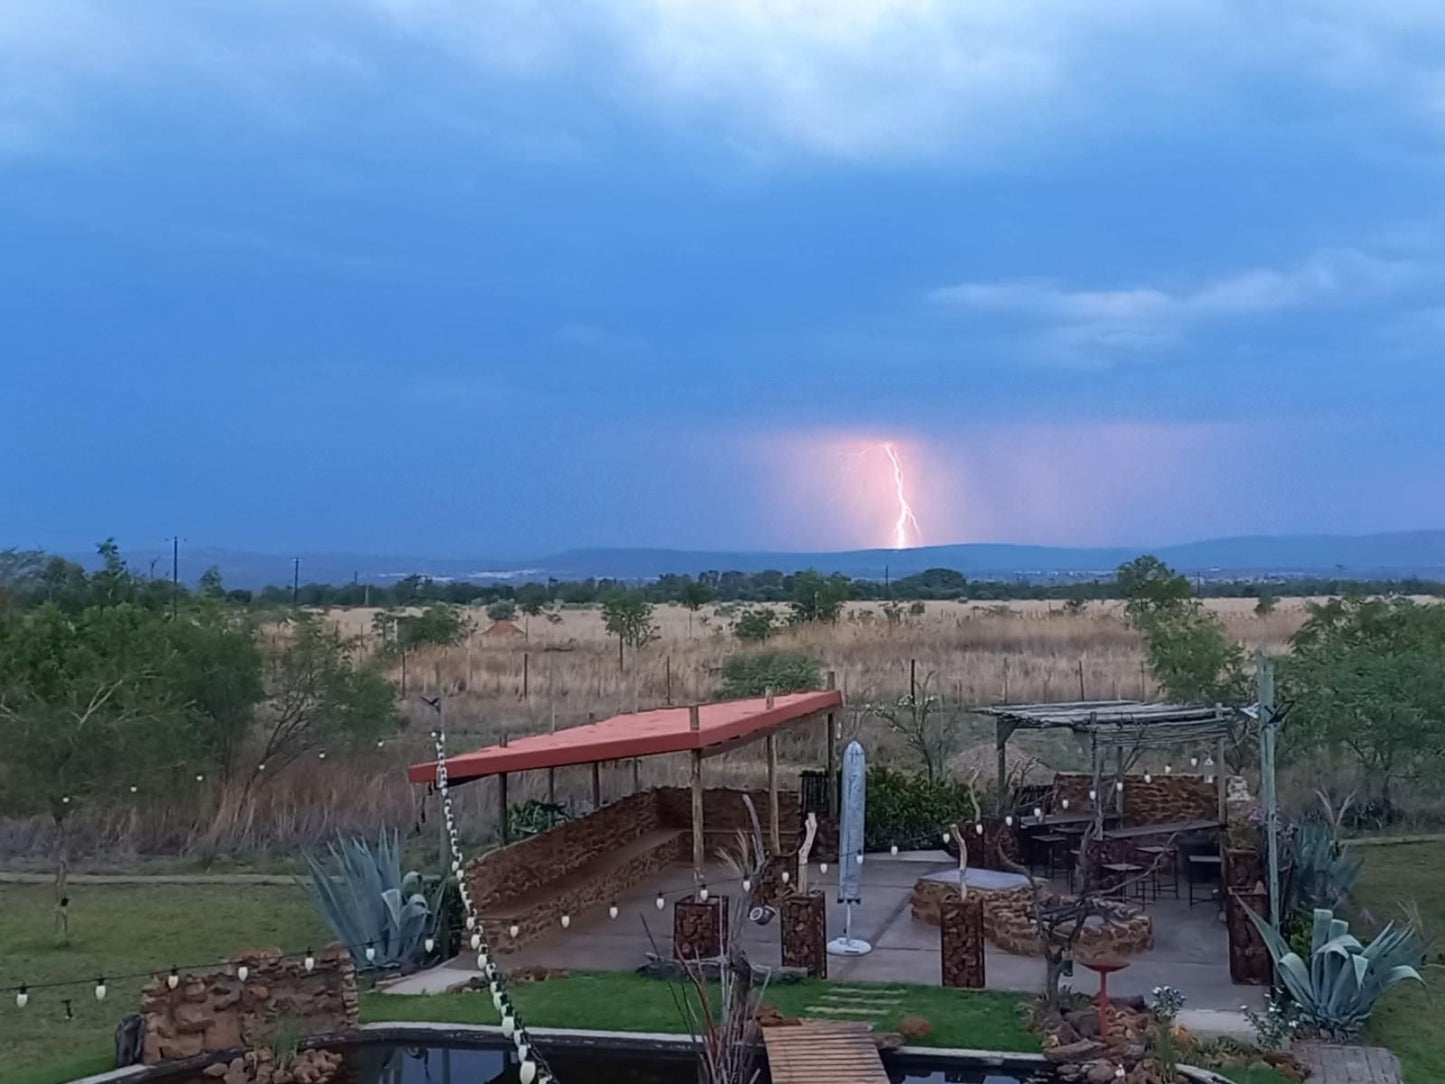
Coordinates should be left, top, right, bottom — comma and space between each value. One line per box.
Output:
1248, 907, 1426, 1040
1286, 824, 1363, 913
302, 831, 444, 970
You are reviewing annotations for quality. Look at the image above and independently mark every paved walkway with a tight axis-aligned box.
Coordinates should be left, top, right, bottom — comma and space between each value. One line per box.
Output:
483, 851, 1264, 1012
1296, 1043, 1403, 1084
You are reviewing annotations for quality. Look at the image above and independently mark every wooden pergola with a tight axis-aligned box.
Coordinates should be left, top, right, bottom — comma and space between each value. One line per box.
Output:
980, 699, 1239, 826
407, 685, 843, 871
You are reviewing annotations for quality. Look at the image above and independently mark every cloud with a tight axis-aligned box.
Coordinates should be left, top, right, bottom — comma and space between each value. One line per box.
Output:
5, 2, 1445, 162
928, 246, 1424, 364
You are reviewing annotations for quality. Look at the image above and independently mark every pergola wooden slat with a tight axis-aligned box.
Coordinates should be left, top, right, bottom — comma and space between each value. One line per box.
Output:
980, 699, 1240, 825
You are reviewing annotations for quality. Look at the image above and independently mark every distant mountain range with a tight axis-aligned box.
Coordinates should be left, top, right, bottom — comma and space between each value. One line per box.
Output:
45, 529, 1445, 588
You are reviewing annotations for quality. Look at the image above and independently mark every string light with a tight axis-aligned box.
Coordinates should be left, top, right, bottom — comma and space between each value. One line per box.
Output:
855, 853, 864, 865
609, 903, 619, 920
819, 862, 828, 874
1088, 789, 1097, 801
560, 915, 571, 929
1004, 815, 1013, 827
941, 831, 951, 844
429, 727, 553, 1083
236, 965, 249, 983
16, 985, 27, 1009
697, 885, 709, 903
1061, 799, 1070, 810
890, 844, 899, 856
94, 977, 107, 1001
470, 933, 482, 950
1165, 764, 1173, 774
741, 877, 752, 893
974, 823, 983, 836
1033, 807, 1043, 820
424, 937, 436, 955
1144, 772, 1153, 784
511, 922, 522, 937
780, 870, 790, 885
304, 950, 315, 973
167, 968, 179, 991
1115, 781, 1124, 793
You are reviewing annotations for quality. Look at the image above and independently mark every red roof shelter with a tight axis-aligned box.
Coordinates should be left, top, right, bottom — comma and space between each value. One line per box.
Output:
410, 688, 844, 870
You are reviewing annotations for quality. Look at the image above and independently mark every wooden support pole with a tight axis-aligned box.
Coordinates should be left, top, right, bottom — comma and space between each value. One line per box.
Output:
824, 671, 838, 816
547, 767, 555, 806
690, 749, 705, 873
523, 652, 529, 699
499, 772, 510, 846
1215, 734, 1228, 825
1114, 743, 1125, 816
499, 730, 510, 845
632, 757, 641, 793
766, 733, 780, 855
592, 761, 602, 809
995, 718, 1008, 805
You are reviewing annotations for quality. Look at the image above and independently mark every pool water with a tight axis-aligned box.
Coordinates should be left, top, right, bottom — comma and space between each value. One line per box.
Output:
325, 1043, 1058, 1084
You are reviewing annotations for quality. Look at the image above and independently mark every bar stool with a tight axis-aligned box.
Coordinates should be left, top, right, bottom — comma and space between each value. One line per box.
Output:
1033, 833, 1068, 881
1100, 862, 1146, 901
1134, 844, 1176, 901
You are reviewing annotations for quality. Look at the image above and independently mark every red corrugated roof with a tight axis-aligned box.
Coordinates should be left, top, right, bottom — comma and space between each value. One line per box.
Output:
406, 689, 843, 784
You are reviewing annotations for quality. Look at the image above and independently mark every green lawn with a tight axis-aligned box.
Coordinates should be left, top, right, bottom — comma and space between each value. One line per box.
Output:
1352, 841, 1445, 1084
360, 971, 1039, 1052
0, 882, 328, 1084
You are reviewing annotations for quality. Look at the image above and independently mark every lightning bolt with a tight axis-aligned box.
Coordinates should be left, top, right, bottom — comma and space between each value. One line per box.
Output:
883, 442, 921, 548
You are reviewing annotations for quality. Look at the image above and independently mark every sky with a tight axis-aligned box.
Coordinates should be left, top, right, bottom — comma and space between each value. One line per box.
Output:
4, 1, 1445, 560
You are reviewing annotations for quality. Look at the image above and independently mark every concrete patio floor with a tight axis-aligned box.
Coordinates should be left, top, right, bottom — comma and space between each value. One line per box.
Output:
470, 851, 1262, 1013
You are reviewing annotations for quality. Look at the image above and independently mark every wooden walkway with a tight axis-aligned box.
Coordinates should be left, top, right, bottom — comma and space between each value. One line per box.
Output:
1296, 1042, 1403, 1084
762, 1021, 888, 1084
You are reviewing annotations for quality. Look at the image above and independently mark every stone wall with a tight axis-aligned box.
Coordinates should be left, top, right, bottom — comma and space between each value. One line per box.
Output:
654, 786, 802, 853
1052, 772, 1217, 826
469, 789, 661, 911
140, 944, 356, 1064
468, 785, 798, 953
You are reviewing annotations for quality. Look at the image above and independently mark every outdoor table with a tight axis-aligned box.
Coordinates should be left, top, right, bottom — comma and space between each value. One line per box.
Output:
1021, 811, 1117, 829
1100, 818, 1221, 841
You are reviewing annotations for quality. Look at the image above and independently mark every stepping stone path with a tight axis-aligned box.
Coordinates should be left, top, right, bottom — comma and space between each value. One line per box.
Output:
1296, 1042, 1403, 1084
804, 985, 907, 1019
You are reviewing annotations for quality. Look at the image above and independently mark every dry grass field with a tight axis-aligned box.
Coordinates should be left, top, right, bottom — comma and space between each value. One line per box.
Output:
0, 599, 1323, 867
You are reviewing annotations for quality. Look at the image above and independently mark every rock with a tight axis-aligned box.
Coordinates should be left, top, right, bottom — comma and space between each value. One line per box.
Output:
203, 1064, 229, 1078
1085, 1059, 1118, 1083
897, 1015, 932, 1040
1044, 1039, 1107, 1064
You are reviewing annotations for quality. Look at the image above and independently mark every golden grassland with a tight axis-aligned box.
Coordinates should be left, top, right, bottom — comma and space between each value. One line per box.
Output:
0, 598, 1341, 865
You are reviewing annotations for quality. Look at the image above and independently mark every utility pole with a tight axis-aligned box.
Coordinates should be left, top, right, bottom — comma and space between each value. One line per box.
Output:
1257, 652, 1281, 932
170, 536, 180, 619
292, 558, 300, 605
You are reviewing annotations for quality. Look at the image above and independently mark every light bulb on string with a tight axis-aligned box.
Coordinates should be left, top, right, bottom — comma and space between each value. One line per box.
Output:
236, 965, 249, 983
424, 938, 435, 955
304, 950, 316, 973
609, 903, 619, 920
1061, 799, 1070, 810
697, 885, 709, 903
502, 1013, 516, 1039
16, 985, 28, 1009
941, 831, 951, 844
780, 870, 790, 885
856, 853, 864, 865
741, 877, 752, 893
1088, 789, 1097, 801
1004, 815, 1013, 827
130, 785, 138, 794
318, 751, 326, 761
365, 946, 376, 964
655, 893, 666, 911
1115, 781, 1124, 793
1033, 807, 1043, 820
95, 977, 107, 1001
560, 914, 571, 929
470, 933, 481, 950
477, 953, 488, 970
890, 844, 899, 856
974, 823, 983, 836
1144, 772, 1152, 784
820, 862, 828, 874
510, 923, 521, 937
520, 1060, 538, 1084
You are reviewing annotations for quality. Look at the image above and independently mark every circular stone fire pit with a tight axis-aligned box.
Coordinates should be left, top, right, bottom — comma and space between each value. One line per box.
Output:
909, 870, 1153, 957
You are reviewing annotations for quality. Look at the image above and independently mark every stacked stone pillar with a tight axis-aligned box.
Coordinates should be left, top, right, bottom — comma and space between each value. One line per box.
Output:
940, 896, 986, 988
673, 894, 729, 961
780, 890, 827, 977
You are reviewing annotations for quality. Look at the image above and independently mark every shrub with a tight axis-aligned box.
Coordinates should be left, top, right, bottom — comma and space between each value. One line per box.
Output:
717, 649, 822, 699
864, 766, 979, 852
733, 607, 777, 643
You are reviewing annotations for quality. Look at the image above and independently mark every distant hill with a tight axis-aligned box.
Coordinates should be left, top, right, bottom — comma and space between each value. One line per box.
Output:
42, 529, 1445, 589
